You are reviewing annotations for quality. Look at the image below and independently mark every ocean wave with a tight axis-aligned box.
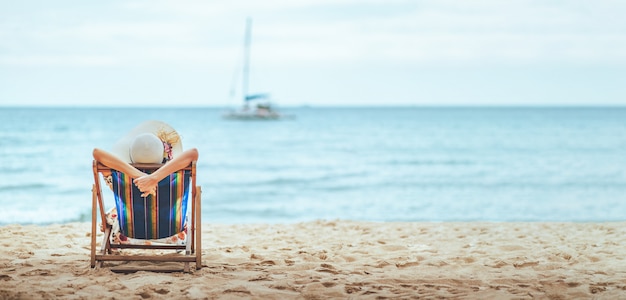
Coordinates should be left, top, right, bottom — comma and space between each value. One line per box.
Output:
207, 207, 299, 222
210, 171, 371, 188
0, 207, 91, 225
0, 165, 41, 173
0, 183, 50, 192
383, 159, 475, 166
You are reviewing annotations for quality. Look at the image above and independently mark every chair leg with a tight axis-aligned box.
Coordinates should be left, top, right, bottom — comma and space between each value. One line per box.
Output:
91, 186, 97, 268
196, 187, 202, 270
101, 228, 111, 254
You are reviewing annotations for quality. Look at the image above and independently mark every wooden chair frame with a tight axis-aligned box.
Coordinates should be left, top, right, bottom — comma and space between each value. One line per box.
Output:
91, 160, 202, 273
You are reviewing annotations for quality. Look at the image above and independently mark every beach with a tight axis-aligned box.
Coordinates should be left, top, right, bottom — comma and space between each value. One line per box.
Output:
2, 221, 626, 299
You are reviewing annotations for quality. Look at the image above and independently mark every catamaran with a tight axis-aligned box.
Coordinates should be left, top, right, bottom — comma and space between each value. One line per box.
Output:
224, 18, 290, 120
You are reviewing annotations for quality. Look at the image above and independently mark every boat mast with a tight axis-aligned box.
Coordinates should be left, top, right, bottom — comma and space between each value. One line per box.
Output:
242, 17, 252, 108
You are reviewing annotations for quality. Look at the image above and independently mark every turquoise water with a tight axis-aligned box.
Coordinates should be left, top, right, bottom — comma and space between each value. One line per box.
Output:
1, 107, 625, 224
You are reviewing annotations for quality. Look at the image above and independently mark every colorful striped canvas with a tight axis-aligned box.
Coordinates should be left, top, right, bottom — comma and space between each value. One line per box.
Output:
110, 169, 191, 240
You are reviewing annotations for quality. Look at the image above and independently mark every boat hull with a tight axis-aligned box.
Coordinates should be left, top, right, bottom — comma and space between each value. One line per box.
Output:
223, 111, 284, 120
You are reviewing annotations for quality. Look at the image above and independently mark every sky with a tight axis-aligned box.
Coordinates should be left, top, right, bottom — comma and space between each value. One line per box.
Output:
1, 0, 626, 107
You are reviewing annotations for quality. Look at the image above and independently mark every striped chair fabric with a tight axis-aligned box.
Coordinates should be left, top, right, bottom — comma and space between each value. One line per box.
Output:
110, 169, 190, 240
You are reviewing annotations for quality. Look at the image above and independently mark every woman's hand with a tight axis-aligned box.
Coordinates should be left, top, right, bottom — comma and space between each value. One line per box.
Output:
134, 174, 159, 198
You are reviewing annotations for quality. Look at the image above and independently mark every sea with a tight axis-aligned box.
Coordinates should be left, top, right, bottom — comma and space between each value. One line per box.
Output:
1, 106, 626, 225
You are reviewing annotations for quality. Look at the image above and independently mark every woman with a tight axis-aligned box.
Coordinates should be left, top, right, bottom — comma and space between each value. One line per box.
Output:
93, 120, 198, 197
93, 120, 199, 245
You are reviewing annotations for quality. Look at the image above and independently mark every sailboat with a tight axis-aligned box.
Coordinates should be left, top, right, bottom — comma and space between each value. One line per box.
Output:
223, 18, 288, 120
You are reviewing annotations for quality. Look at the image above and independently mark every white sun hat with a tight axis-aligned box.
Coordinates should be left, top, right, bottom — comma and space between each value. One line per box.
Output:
111, 120, 183, 164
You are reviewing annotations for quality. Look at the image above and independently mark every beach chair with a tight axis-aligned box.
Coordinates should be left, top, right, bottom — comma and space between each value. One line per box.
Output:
91, 160, 202, 273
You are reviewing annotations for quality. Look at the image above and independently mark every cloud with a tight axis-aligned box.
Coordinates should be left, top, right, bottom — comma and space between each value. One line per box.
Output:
1, 0, 626, 68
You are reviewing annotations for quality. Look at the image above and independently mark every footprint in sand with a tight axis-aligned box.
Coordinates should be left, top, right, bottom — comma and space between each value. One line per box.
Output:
345, 283, 364, 294
489, 260, 509, 268
269, 284, 299, 292
317, 263, 340, 274
513, 261, 539, 268
17, 251, 34, 259
21, 269, 52, 276
224, 286, 252, 295
395, 261, 420, 268
136, 286, 170, 299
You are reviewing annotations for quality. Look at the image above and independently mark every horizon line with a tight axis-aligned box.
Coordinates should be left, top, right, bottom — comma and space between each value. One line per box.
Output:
3, 103, 626, 109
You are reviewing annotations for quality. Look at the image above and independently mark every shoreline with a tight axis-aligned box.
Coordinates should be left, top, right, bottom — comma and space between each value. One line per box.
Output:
2, 220, 626, 299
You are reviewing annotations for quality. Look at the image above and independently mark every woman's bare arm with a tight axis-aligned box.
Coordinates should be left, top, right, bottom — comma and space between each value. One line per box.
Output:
93, 148, 146, 178
133, 148, 199, 195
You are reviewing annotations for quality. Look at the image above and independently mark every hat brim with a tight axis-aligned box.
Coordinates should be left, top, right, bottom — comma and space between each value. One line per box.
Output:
111, 120, 183, 163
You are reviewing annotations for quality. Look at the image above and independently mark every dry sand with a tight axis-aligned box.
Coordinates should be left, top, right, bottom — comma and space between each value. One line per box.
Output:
2, 220, 626, 299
